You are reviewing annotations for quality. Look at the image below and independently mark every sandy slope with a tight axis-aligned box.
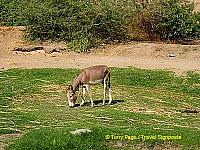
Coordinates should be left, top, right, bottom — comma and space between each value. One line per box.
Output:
0, 27, 200, 75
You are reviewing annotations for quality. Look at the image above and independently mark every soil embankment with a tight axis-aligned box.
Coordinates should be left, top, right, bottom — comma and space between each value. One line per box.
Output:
0, 27, 200, 75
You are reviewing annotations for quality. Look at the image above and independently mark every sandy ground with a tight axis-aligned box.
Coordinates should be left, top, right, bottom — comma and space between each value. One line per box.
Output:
0, 27, 200, 75
194, 0, 200, 11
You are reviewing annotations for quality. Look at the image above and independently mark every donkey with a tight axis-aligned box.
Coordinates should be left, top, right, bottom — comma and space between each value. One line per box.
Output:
67, 65, 112, 107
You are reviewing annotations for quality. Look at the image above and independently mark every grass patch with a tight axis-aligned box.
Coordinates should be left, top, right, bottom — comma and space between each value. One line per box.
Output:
0, 67, 200, 149
8, 128, 108, 150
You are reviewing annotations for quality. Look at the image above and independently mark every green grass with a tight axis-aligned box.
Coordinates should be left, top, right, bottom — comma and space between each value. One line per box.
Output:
0, 68, 200, 149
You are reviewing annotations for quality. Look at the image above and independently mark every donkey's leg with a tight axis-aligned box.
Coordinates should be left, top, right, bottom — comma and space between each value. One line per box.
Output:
103, 79, 107, 106
106, 82, 112, 105
80, 85, 87, 106
108, 86, 112, 105
88, 85, 94, 107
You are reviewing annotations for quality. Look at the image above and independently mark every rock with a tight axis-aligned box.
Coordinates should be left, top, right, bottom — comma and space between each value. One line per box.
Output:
13, 45, 67, 54
178, 39, 200, 45
44, 47, 56, 54
44, 46, 67, 54
35, 50, 45, 54
69, 129, 92, 135
14, 46, 44, 52
17, 26, 26, 31
167, 54, 176, 57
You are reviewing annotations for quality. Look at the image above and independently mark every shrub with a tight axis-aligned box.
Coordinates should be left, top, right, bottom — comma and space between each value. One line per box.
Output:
129, 0, 162, 40
133, 0, 200, 41
0, 0, 27, 26
1, 0, 200, 50
23, 0, 129, 51
159, 0, 200, 40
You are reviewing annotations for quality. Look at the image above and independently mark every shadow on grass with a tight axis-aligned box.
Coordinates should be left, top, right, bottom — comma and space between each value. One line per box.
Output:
72, 99, 124, 108
181, 109, 198, 113
93, 99, 124, 106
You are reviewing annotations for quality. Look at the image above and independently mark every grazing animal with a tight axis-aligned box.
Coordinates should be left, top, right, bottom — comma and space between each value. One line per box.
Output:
67, 65, 112, 107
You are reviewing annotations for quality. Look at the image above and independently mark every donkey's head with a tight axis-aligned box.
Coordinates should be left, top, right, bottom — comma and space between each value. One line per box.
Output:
67, 85, 77, 107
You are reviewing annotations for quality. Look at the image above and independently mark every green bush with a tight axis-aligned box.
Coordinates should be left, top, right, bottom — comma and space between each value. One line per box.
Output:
133, 0, 200, 41
158, 0, 200, 40
0, 0, 27, 26
24, 0, 129, 51
0, 0, 200, 50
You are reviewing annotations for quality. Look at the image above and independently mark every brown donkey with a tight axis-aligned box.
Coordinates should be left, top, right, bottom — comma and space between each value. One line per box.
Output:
67, 65, 112, 107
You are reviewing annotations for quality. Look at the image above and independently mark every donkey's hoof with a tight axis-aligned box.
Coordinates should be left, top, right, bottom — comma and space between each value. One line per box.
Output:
91, 104, 95, 107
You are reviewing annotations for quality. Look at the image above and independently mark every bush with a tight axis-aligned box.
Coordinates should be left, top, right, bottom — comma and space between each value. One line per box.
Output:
0, 0, 27, 26
23, 0, 129, 51
129, 0, 162, 40
0, 0, 200, 51
133, 0, 200, 41
159, 0, 200, 40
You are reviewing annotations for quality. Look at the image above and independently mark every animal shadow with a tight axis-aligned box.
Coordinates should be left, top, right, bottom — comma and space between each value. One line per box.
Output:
71, 104, 81, 108
93, 99, 124, 107
72, 100, 124, 108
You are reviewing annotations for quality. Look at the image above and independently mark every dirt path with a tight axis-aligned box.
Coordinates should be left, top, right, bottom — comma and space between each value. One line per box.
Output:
0, 27, 200, 75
